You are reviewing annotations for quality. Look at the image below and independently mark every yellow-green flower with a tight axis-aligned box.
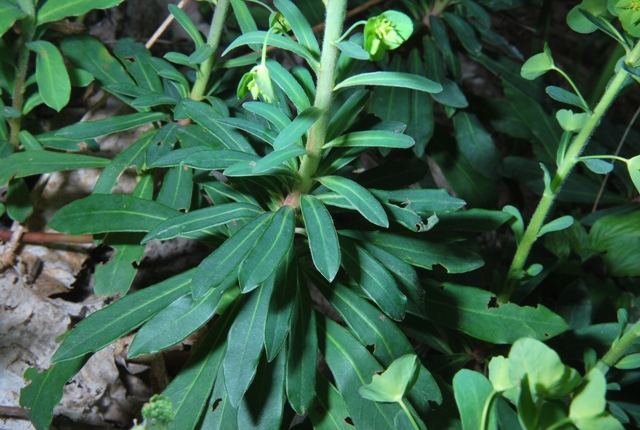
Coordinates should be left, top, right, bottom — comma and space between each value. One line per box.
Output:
616, 0, 640, 36
237, 64, 276, 103
363, 11, 413, 61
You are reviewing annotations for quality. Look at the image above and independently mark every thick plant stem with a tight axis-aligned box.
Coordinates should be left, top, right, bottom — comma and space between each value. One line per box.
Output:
596, 321, 640, 375
190, 0, 230, 101
9, 36, 33, 148
296, 0, 348, 194
498, 41, 640, 304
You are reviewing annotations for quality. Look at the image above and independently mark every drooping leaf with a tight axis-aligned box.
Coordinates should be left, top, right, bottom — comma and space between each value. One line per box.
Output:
49, 194, 179, 234
300, 195, 340, 282
318, 176, 388, 227
0, 151, 109, 185
239, 206, 295, 292
223, 279, 275, 407
264, 250, 297, 361
27, 41, 70, 111
52, 270, 195, 362
335, 71, 442, 94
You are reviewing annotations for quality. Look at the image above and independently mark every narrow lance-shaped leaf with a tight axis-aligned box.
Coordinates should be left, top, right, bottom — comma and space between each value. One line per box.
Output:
273, 106, 322, 150
318, 176, 388, 228
300, 195, 340, 282
253, 145, 308, 174
37, 0, 124, 24
169, 3, 205, 47
0, 0, 26, 37
334, 72, 442, 94
323, 130, 415, 149
239, 206, 295, 292
27, 41, 70, 112
49, 194, 179, 235
264, 250, 297, 362
190, 213, 271, 299
52, 269, 195, 362
143, 203, 263, 243
223, 279, 275, 407
56, 112, 167, 139
274, 0, 320, 55
265, 59, 312, 112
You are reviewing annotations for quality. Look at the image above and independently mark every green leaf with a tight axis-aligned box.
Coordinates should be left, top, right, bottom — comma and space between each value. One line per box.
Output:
214, 116, 277, 146
421, 282, 568, 343
0, 0, 26, 37
570, 368, 607, 420
407, 49, 435, 156
142, 203, 262, 243
190, 213, 271, 299
157, 166, 193, 211
93, 132, 153, 194
6, 178, 32, 222
339, 237, 407, 321
0, 151, 109, 185
286, 278, 317, 414
300, 195, 340, 282
567, 0, 612, 34
320, 318, 418, 430
443, 12, 483, 54
238, 348, 287, 429
243, 101, 291, 132
323, 130, 414, 149
27, 40, 70, 111
265, 59, 311, 112
538, 215, 574, 238
163, 300, 240, 430
182, 99, 255, 154
589, 210, 640, 276
36, 0, 123, 24
239, 206, 295, 292
453, 370, 497, 430
342, 230, 483, 274
615, 353, 640, 369
20, 355, 88, 430
264, 250, 297, 361
169, 3, 204, 47
308, 372, 353, 430
253, 145, 308, 174
49, 194, 179, 234
129, 287, 228, 357
274, 0, 319, 55
199, 368, 238, 429
223, 280, 275, 407
94, 233, 145, 296
318, 176, 388, 227
336, 39, 370, 60
360, 354, 419, 403
222, 31, 319, 70
453, 112, 500, 180
326, 89, 369, 142
56, 112, 166, 139
546, 86, 586, 110
626, 155, 640, 193
230, 0, 258, 48
521, 43, 554, 80
53, 269, 194, 362
188, 44, 214, 64
153, 148, 257, 170
113, 38, 163, 93
556, 109, 589, 132
61, 35, 135, 89
386, 188, 466, 214
273, 106, 322, 150
335, 71, 442, 94
581, 158, 614, 174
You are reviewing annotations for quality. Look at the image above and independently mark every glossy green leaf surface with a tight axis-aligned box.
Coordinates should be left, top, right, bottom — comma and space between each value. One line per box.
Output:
273, 106, 322, 150
191, 213, 271, 299
53, 269, 194, 362
0, 0, 26, 37
421, 282, 568, 343
0, 151, 109, 185
339, 238, 406, 321
163, 301, 240, 430
300, 195, 340, 281
274, 0, 319, 55
323, 130, 414, 149
223, 280, 275, 407
37, 0, 123, 24
253, 145, 308, 174
49, 194, 179, 234
334, 71, 442, 93
143, 203, 262, 243
243, 101, 291, 132
265, 58, 312, 112
239, 206, 295, 292
27, 41, 70, 111
318, 176, 388, 227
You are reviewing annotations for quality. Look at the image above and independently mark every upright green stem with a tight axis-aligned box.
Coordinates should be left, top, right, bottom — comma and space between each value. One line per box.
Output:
596, 321, 640, 375
296, 0, 348, 194
498, 41, 640, 303
9, 31, 34, 148
190, 0, 231, 101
